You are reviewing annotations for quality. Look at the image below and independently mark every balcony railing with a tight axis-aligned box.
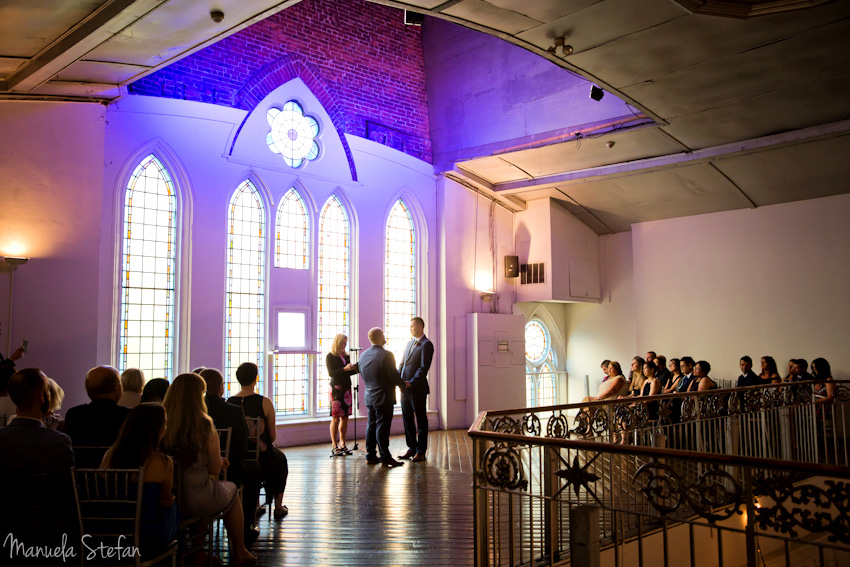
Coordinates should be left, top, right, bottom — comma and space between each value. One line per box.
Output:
468, 381, 850, 567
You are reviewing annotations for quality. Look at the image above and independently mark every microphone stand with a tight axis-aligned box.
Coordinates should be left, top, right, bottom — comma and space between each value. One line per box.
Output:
349, 347, 362, 452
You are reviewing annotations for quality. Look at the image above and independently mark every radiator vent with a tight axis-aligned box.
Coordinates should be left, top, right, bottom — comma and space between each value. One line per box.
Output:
520, 263, 545, 285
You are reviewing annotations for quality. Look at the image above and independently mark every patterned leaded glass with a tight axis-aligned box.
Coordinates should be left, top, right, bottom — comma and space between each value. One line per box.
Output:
225, 181, 265, 397
266, 101, 320, 168
275, 189, 309, 269
317, 196, 350, 413
119, 154, 177, 380
274, 353, 311, 416
525, 320, 557, 407
384, 200, 416, 366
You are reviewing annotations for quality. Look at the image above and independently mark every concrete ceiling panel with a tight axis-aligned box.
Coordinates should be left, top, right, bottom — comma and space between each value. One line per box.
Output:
620, 19, 850, 119
0, 57, 27, 77
661, 72, 850, 149
443, 0, 543, 35
56, 60, 150, 84
566, 1, 849, 90
551, 163, 748, 232
0, 0, 107, 58
494, 126, 688, 180
714, 135, 850, 206
515, 0, 687, 58
29, 80, 119, 98
458, 156, 529, 184
484, 0, 598, 23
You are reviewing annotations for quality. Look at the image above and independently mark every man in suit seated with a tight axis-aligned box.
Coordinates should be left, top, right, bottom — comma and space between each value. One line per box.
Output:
358, 327, 406, 468
200, 367, 262, 544
0, 368, 75, 551
64, 366, 131, 466
397, 317, 434, 463
736, 355, 762, 387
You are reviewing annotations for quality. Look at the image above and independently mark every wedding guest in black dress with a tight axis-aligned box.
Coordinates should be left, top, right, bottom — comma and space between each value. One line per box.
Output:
326, 334, 359, 456
228, 362, 289, 520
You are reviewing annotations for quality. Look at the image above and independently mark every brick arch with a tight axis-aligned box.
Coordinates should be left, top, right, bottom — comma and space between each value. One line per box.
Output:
232, 55, 357, 181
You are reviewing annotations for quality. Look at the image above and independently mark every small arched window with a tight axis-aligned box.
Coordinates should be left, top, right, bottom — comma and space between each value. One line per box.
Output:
384, 200, 416, 366
225, 180, 266, 396
275, 188, 309, 269
525, 320, 557, 407
118, 154, 177, 380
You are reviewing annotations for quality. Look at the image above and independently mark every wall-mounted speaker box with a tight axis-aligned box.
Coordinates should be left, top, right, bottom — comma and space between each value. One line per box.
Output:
504, 255, 519, 278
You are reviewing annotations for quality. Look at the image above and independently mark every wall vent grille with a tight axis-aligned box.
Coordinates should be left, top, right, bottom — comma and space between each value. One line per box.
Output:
520, 263, 545, 285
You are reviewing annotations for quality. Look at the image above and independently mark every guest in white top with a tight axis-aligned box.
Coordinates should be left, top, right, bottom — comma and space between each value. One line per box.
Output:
118, 368, 145, 408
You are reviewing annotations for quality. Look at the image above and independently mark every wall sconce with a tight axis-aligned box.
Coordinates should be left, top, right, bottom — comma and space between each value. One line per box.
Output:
2, 257, 29, 270
479, 291, 496, 303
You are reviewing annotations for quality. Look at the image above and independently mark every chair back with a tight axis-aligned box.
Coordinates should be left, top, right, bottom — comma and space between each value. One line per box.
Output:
73, 467, 144, 566
245, 417, 266, 461
215, 427, 232, 481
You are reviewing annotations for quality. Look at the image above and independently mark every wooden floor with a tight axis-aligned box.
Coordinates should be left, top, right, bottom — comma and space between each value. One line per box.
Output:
228, 430, 475, 566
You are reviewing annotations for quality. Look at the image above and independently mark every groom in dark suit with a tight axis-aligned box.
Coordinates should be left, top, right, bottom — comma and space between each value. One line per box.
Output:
398, 317, 433, 462
358, 327, 406, 467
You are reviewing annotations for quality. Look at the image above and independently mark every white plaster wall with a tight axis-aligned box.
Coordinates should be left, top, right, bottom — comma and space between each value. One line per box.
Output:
564, 233, 637, 403
632, 194, 850, 381
0, 101, 106, 409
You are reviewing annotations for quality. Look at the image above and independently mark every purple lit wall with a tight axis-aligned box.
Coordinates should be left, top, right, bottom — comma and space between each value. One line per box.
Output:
129, 0, 432, 163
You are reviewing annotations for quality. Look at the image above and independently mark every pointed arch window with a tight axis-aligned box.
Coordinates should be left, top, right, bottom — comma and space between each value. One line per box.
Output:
384, 200, 416, 366
119, 154, 177, 380
525, 319, 557, 407
317, 196, 350, 413
275, 189, 310, 269
225, 180, 266, 396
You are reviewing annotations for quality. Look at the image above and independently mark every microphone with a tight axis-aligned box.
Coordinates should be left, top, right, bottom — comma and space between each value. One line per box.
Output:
349, 347, 362, 351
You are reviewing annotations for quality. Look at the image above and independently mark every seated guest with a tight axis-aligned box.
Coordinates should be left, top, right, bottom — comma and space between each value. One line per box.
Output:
689, 360, 717, 391
118, 368, 145, 408
627, 356, 646, 397
787, 359, 813, 382
65, 366, 131, 464
645, 351, 657, 366
760, 356, 781, 384
640, 361, 662, 420
654, 355, 671, 388
784, 359, 795, 382
101, 403, 180, 557
662, 358, 683, 394
228, 362, 290, 520
42, 377, 66, 431
200, 368, 262, 543
736, 356, 762, 388
0, 368, 76, 550
141, 377, 170, 403
600, 359, 611, 382
582, 361, 628, 403
812, 358, 836, 404
163, 373, 256, 565
0, 366, 16, 425
676, 357, 697, 392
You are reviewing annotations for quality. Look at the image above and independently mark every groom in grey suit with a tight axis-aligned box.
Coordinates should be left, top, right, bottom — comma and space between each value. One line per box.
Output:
358, 327, 406, 467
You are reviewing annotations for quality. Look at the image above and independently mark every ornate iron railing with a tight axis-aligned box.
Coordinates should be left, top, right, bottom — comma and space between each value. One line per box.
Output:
469, 381, 850, 567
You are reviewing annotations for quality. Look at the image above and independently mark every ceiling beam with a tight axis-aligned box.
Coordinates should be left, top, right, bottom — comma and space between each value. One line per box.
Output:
2, 0, 164, 93
489, 119, 850, 194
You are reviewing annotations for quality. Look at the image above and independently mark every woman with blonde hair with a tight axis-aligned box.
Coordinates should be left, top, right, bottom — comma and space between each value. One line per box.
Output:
42, 377, 66, 431
119, 368, 145, 408
326, 333, 359, 455
627, 356, 646, 397
163, 373, 256, 566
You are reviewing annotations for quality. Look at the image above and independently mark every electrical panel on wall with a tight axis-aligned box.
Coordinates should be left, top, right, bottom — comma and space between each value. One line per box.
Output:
520, 263, 545, 285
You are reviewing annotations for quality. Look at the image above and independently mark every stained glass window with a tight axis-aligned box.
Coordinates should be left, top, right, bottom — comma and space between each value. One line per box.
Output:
266, 101, 320, 168
275, 189, 309, 269
525, 320, 557, 407
317, 196, 350, 413
274, 353, 311, 415
119, 154, 177, 381
384, 200, 416, 367
225, 181, 265, 397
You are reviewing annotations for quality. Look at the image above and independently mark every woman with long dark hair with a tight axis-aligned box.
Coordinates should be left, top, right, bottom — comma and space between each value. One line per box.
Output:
101, 403, 180, 556
760, 356, 781, 384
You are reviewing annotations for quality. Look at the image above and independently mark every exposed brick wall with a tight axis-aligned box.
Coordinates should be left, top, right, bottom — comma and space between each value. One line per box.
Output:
129, 0, 432, 164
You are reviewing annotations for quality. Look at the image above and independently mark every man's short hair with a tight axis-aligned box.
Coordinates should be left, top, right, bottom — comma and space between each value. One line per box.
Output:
368, 327, 384, 344
601, 359, 611, 368
680, 356, 695, 366
235, 362, 258, 386
646, 350, 656, 359
411, 317, 425, 328
8, 368, 46, 410
200, 368, 224, 393
85, 366, 120, 398
740, 355, 752, 365
795, 358, 808, 372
